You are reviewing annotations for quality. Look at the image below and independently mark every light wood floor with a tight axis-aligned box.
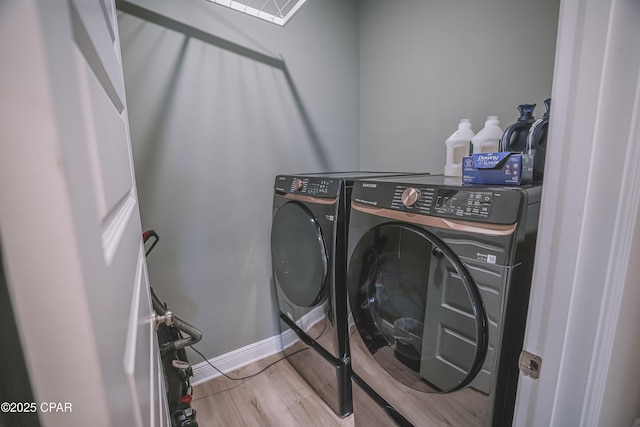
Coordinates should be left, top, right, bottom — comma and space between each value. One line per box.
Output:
192, 324, 490, 426
192, 351, 354, 426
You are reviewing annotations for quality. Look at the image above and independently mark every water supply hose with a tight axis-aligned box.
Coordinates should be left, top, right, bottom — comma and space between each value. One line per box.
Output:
151, 287, 202, 355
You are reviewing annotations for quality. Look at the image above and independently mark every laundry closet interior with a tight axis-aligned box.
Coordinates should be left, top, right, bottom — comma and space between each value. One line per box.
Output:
116, 0, 560, 425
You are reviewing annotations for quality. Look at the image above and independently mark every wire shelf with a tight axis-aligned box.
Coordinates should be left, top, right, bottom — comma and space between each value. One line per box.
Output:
205, 0, 307, 26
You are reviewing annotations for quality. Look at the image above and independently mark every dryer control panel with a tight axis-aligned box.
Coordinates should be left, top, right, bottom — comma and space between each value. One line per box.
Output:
353, 180, 525, 224
274, 175, 341, 198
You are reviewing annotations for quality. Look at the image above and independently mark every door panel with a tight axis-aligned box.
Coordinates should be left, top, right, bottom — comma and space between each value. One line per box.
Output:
70, 0, 126, 109
0, 1, 165, 426
124, 252, 154, 427
81, 57, 133, 221
75, 1, 164, 425
73, 3, 162, 424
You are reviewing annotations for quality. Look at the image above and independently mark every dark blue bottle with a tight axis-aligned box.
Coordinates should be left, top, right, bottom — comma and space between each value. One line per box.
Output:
500, 104, 537, 152
527, 98, 551, 182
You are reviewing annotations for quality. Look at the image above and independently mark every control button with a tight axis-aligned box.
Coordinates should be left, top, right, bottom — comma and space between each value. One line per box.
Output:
401, 187, 420, 207
292, 178, 303, 191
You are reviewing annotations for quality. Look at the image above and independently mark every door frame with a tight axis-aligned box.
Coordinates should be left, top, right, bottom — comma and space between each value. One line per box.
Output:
513, 0, 640, 425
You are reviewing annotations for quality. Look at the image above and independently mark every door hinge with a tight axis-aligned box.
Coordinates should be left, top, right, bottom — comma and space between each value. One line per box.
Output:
519, 350, 542, 379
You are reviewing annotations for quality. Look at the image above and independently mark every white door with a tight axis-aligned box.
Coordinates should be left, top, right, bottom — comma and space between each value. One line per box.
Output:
0, 1, 167, 427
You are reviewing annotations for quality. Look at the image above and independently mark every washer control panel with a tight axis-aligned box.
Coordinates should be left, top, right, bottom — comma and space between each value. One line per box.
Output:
275, 175, 341, 197
354, 181, 524, 224
433, 189, 493, 218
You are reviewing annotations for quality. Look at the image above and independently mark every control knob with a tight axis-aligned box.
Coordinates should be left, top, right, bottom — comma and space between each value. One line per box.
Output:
292, 178, 304, 191
401, 187, 420, 207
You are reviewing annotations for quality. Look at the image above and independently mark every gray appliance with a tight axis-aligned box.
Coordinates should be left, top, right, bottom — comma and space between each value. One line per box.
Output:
271, 171, 420, 417
346, 175, 541, 426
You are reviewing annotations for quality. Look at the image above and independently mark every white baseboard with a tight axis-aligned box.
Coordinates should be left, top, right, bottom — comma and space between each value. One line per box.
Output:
191, 306, 326, 386
191, 333, 284, 386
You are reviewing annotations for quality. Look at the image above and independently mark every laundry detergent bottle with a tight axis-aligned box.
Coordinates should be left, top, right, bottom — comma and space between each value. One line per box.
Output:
444, 119, 474, 177
500, 103, 536, 152
527, 98, 551, 181
471, 116, 503, 154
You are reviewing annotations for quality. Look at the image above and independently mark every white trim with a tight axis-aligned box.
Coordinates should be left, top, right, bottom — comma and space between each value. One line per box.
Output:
191, 333, 283, 386
582, 47, 640, 426
514, 0, 640, 425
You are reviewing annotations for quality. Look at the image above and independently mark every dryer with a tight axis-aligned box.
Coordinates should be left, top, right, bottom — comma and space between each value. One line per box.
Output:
346, 175, 541, 426
270, 171, 420, 418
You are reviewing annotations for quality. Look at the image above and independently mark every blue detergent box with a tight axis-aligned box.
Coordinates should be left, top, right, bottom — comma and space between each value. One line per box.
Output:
462, 152, 533, 185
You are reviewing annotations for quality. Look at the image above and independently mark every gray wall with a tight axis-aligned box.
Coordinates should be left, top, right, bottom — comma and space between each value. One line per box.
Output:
359, 0, 560, 173
117, 0, 360, 360
118, 0, 559, 362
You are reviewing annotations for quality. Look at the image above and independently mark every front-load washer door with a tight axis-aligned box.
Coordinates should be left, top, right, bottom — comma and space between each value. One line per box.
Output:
347, 223, 488, 393
271, 201, 328, 308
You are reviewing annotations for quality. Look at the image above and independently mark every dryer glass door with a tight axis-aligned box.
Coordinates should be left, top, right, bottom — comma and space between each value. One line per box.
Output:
347, 223, 488, 393
271, 201, 328, 307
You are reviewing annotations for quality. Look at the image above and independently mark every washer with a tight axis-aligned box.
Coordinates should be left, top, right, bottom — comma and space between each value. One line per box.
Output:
346, 175, 541, 426
271, 171, 420, 418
